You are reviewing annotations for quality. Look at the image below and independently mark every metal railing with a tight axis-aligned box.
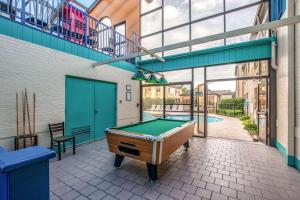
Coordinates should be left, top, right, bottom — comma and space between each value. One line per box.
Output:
0, 0, 138, 63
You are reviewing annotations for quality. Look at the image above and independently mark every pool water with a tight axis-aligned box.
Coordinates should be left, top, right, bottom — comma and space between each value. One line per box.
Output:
143, 112, 223, 123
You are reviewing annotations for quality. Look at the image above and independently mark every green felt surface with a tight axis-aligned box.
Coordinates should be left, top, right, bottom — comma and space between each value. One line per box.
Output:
115, 119, 186, 136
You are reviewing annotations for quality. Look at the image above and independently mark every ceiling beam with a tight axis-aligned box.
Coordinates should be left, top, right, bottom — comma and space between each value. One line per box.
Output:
93, 15, 300, 67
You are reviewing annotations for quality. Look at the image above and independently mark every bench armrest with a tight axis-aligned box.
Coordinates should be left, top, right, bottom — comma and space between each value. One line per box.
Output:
0, 146, 56, 173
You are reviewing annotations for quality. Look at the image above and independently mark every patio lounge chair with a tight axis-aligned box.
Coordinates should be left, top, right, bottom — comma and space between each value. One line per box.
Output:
177, 105, 184, 112
165, 105, 171, 111
171, 105, 178, 111
155, 105, 162, 111
149, 104, 156, 111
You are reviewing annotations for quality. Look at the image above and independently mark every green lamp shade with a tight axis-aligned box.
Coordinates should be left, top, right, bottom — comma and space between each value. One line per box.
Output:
146, 73, 159, 83
131, 70, 146, 80
158, 75, 168, 85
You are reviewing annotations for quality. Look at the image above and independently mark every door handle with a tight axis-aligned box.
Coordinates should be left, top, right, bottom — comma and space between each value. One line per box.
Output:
94, 109, 99, 113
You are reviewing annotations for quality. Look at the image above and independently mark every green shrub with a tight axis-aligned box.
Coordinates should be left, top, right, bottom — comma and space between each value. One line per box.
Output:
218, 98, 245, 111
243, 120, 257, 135
216, 109, 243, 117
239, 115, 250, 121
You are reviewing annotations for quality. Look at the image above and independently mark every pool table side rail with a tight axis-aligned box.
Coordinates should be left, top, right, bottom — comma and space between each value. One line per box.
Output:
105, 121, 195, 166
105, 120, 194, 142
158, 122, 195, 164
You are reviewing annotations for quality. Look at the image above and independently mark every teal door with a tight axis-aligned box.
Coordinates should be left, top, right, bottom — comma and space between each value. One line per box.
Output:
94, 82, 117, 139
66, 76, 117, 144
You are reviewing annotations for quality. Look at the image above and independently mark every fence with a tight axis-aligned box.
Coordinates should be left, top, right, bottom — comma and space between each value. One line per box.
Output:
0, 0, 138, 62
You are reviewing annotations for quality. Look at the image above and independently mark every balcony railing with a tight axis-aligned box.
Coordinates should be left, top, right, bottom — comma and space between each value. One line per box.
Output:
0, 0, 138, 63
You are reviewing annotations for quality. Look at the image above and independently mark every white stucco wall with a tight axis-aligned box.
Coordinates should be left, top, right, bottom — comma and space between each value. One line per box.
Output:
0, 34, 140, 149
276, 0, 299, 165
276, 14, 289, 150
295, 0, 300, 161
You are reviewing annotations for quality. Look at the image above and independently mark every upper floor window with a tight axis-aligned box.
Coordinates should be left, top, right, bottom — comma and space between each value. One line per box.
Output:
100, 17, 112, 27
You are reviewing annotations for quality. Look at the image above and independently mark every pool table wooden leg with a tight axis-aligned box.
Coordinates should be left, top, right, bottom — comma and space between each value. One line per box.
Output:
114, 154, 124, 168
183, 140, 190, 151
147, 163, 158, 181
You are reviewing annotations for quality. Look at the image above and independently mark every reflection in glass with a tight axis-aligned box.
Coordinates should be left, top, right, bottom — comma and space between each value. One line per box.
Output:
164, 26, 189, 46
226, 5, 259, 31
192, 16, 224, 39
141, 34, 162, 49
226, 0, 260, 10
141, 10, 162, 36
192, 40, 224, 51
141, 0, 162, 14
226, 34, 251, 45
164, 0, 189, 29
164, 47, 189, 56
164, 69, 192, 83
191, 0, 223, 20
207, 60, 269, 80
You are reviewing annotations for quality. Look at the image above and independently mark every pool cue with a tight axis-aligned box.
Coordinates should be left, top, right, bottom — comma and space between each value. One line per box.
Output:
33, 93, 36, 135
22, 92, 26, 147
16, 93, 19, 137
25, 88, 32, 145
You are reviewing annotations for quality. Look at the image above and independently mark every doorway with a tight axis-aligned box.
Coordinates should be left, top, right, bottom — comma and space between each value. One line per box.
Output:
194, 60, 271, 144
65, 76, 117, 144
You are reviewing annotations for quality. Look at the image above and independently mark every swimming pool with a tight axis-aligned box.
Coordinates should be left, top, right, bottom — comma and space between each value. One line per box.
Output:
143, 112, 223, 123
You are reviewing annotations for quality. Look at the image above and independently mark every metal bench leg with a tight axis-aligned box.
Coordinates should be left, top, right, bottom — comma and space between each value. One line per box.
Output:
63, 142, 66, 152
58, 142, 61, 160
72, 138, 75, 155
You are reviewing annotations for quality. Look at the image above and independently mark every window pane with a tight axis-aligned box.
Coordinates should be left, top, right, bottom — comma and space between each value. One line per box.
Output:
207, 60, 269, 80
141, 0, 162, 14
226, 34, 251, 45
164, 0, 189, 29
163, 69, 192, 83
192, 16, 224, 39
141, 9, 162, 36
191, 0, 223, 20
142, 86, 164, 120
226, 5, 259, 31
164, 25, 189, 46
115, 23, 125, 36
226, 0, 260, 10
192, 40, 224, 51
164, 47, 189, 57
141, 34, 162, 60
141, 52, 162, 61
141, 34, 162, 49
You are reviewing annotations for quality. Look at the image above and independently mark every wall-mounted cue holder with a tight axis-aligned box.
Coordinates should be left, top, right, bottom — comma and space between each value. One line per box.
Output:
14, 89, 37, 150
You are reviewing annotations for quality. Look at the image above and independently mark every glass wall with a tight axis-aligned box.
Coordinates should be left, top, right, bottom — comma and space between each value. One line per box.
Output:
140, 0, 269, 58
142, 86, 164, 120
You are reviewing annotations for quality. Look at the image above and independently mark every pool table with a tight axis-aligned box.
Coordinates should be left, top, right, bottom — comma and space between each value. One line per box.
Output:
105, 118, 195, 180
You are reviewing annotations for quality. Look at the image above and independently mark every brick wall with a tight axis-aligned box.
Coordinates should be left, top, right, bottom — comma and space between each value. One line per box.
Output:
0, 34, 140, 149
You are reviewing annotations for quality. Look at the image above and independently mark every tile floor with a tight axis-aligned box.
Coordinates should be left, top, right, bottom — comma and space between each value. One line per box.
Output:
50, 138, 300, 200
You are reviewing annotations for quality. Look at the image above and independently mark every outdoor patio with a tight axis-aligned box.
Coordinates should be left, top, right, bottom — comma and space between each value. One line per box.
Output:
50, 138, 300, 200
207, 115, 253, 142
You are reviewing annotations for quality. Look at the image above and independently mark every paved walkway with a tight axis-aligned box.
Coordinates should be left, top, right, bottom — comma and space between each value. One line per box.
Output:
50, 138, 300, 200
208, 115, 253, 142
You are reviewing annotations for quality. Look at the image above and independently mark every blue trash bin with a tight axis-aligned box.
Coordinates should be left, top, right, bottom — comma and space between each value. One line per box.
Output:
0, 146, 56, 200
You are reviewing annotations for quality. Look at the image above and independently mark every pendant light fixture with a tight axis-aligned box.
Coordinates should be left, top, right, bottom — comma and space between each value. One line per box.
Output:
158, 75, 168, 85
146, 73, 159, 83
131, 69, 147, 81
